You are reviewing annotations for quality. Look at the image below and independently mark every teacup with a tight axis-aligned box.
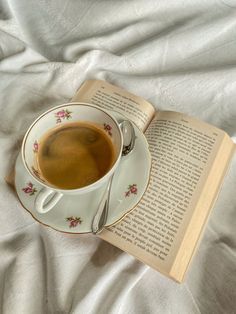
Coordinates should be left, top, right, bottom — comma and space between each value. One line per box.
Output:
21, 102, 123, 214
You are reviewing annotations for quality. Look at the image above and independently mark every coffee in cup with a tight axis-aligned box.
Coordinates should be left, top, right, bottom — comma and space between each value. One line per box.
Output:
37, 121, 115, 189
21, 103, 123, 213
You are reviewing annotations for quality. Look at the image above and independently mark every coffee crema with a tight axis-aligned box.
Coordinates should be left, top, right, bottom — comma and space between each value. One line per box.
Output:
36, 122, 115, 189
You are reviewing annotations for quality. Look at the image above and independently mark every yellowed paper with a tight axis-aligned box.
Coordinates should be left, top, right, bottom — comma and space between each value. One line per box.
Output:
71, 80, 155, 132
100, 111, 234, 281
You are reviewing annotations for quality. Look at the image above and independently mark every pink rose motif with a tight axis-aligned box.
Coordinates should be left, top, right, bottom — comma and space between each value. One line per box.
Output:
57, 110, 66, 117
66, 216, 82, 228
130, 186, 137, 194
22, 182, 37, 196
104, 123, 112, 136
125, 184, 137, 197
55, 109, 72, 123
33, 141, 39, 153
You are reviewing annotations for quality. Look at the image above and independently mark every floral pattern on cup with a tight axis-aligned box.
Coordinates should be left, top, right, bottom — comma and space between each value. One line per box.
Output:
33, 140, 39, 153
22, 182, 37, 196
125, 184, 137, 197
31, 166, 45, 183
66, 216, 82, 228
55, 109, 72, 123
103, 123, 112, 136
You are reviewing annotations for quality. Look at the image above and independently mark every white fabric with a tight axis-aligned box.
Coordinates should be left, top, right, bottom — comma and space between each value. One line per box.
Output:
1, 0, 236, 313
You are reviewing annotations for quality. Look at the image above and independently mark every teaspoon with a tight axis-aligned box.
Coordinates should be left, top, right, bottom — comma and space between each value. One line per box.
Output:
91, 120, 135, 234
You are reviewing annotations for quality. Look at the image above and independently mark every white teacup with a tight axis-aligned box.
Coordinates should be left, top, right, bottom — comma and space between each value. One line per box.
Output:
21, 102, 123, 214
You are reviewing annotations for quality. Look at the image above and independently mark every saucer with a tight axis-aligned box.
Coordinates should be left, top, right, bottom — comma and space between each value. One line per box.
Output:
15, 114, 151, 234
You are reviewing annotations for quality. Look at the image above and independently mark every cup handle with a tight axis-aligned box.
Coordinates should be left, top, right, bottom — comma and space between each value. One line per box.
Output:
35, 187, 63, 214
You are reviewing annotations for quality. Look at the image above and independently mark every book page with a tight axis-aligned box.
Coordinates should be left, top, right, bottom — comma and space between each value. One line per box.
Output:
100, 111, 235, 281
71, 80, 155, 132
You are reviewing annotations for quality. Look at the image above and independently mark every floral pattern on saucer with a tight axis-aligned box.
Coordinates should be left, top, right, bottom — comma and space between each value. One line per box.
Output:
66, 216, 82, 228
22, 182, 37, 196
125, 184, 138, 197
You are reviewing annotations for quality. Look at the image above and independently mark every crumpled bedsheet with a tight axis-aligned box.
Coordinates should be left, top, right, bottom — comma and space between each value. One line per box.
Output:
1, 1, 236, 313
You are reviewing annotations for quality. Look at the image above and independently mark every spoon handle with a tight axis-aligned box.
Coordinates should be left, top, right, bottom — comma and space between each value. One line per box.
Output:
91, 175, 113, 234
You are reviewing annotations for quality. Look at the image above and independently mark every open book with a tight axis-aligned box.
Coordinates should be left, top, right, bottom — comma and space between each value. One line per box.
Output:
72, 79, 235, 282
